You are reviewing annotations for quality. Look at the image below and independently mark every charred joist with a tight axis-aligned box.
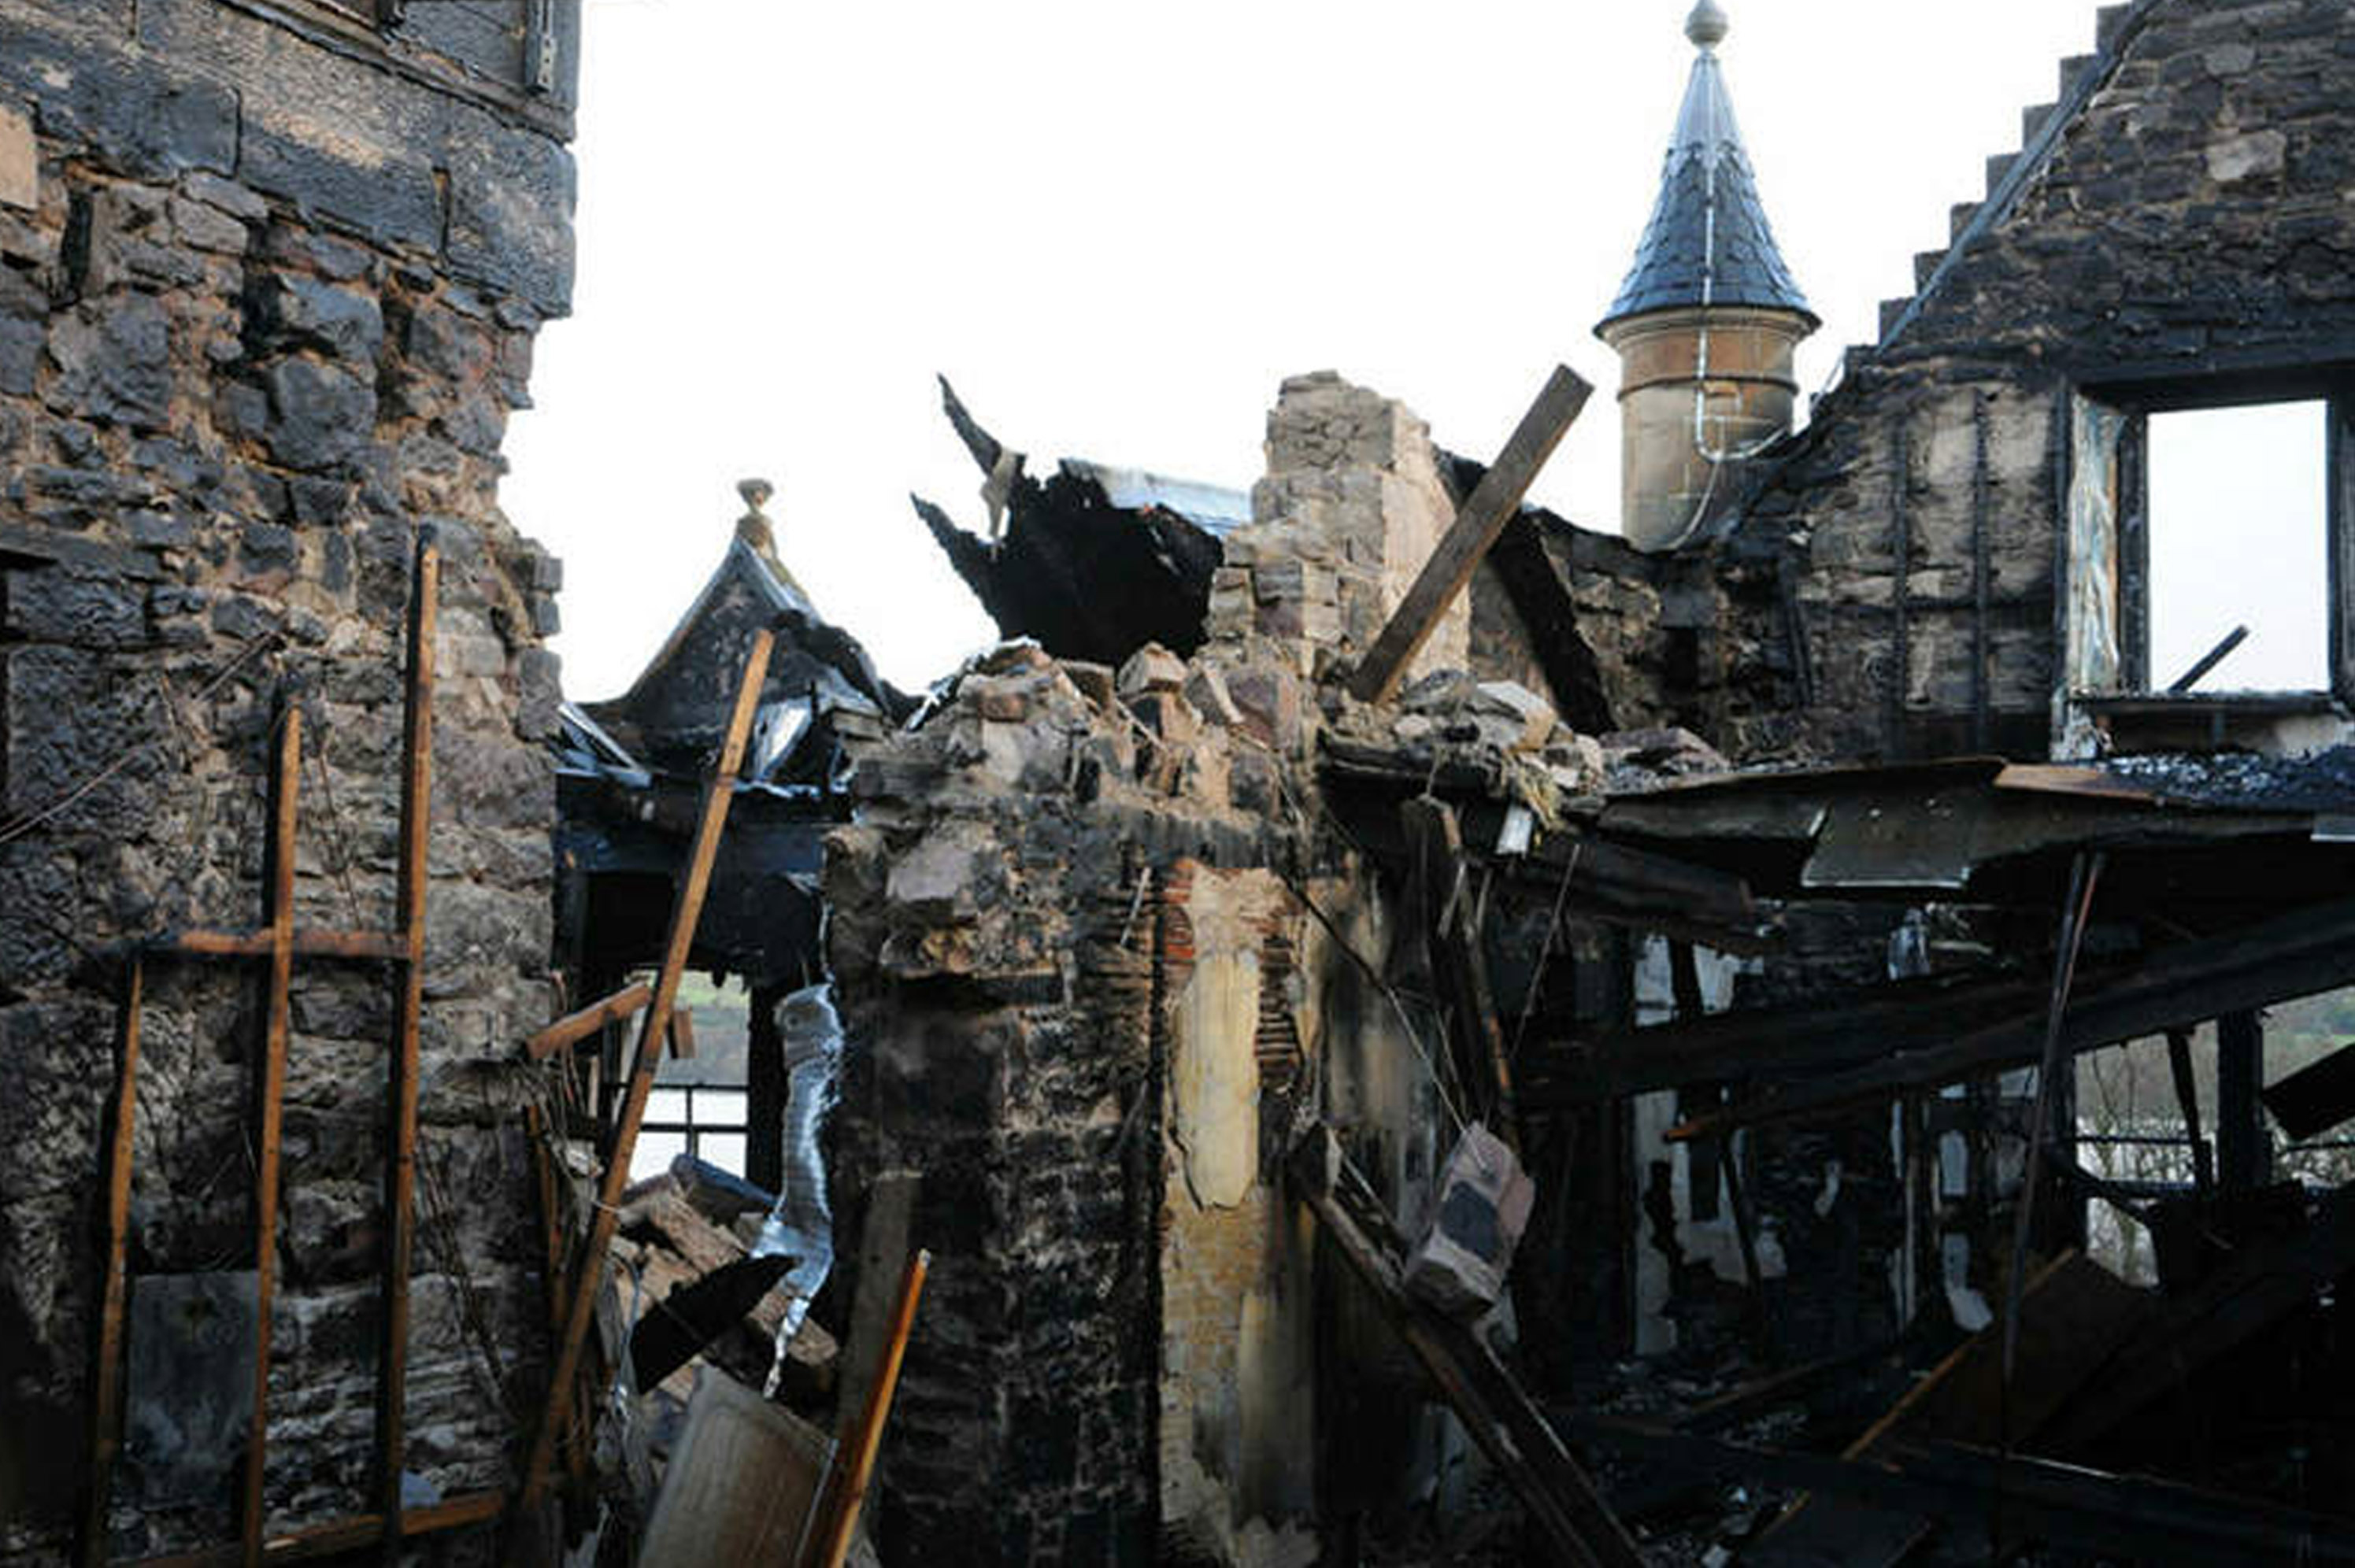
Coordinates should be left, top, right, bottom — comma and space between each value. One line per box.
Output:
1401, 800, 1518, 1145
1672, 893, 2355, 1138
1568, 1418, 2355, 1566
2042, 1183, 2355, 1456
1527, 967, 2053, 1109
2261, 1036, 2355, 1141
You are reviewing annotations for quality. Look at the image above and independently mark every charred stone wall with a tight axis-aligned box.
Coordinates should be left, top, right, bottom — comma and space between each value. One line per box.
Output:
0, 2, 575, 1558
1720, 0, 2355, 764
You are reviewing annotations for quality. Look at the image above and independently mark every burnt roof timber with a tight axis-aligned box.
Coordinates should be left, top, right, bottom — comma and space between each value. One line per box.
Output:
1670, 893, 2355, 1140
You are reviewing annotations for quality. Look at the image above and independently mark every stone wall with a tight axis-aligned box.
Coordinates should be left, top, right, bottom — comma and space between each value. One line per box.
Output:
1720, 0, 2355, 764
0, 2, 574, 1559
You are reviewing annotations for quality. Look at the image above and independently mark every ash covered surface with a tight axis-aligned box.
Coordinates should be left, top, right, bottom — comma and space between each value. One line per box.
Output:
2104, 747, 2355, 812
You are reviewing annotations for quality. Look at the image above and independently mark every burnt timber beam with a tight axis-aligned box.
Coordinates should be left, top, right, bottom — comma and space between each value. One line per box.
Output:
1562, 1418, 2355, 1566
2041, 1182, 2355, 1456
1291, 1127, 1642, 1568
1348, 366, 1591, 704
1402, 799, 1518, 1145
1670, 893, 2355, 1140
81, 962, 142, 1568
2261, 1035, 2355, 1141
1524, 967, 2053, 1110
243, 708, 302, 1568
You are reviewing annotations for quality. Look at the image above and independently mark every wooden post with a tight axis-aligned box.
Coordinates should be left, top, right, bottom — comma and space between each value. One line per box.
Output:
524, 980, 653, 1061
83, 959, 143, 1568
517, 629, 776, 1515
1348, 365, 1590, 704
803, 1250, 930, 1568
2218, 1009, 2268, 1193
1401, 799, 1519, 1147
2164, 1027, 2213, 1195
376, 535, 438, 1549
244, 707, 302, 1568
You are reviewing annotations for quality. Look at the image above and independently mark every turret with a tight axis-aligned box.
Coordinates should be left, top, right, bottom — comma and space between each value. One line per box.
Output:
1597, 0, 1817, 550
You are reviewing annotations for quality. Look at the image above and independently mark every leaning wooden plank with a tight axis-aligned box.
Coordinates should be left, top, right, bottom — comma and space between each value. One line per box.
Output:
1290, 1127, 1641, 1568
376, 534, 439, 1549
517, 627, 776, 1517
243, 708, 302, 1568
802, 1249, 931, 1568
82, 960, 142, 1568
523, 980, 654, 1061
1348, 365, 1591, 704
639, 1371, 831, 1567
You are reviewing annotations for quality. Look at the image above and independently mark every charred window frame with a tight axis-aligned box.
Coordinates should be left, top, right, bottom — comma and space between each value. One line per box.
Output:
2070, 375, 2355, 706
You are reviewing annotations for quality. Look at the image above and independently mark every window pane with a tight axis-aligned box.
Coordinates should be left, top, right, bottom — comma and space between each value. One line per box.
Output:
631, 1130, 688, 1183
646, 1088, 689, 1125
693, 1089, 748, 1126
2149, 402, 2328, 691
697, 1133, 747, 1176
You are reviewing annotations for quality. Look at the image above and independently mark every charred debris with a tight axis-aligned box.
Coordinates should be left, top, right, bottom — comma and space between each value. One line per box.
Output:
15, 0, 2355, 1564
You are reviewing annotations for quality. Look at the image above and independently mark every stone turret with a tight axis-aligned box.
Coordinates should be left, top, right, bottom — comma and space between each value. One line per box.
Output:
1598, 1, 1817, 550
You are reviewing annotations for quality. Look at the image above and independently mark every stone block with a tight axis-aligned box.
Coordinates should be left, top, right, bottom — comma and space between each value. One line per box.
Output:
0, 101, 32, 211
46, 294, 174, 431
1116, 643, 1187, 698
263, 355, 379, 472
1404, 1124, 1535, 1319
250, 273, 384, 364
2206, 128, 2287, 184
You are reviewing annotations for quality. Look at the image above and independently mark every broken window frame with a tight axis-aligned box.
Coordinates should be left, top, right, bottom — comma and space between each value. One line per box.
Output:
2060, 375, 2355, 721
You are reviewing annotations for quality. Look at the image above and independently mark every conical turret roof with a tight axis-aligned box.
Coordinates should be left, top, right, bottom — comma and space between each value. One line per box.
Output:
1598, 4, 1814, 332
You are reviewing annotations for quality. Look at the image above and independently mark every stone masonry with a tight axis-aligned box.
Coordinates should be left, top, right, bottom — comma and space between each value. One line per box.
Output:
0, 2, 576, 1559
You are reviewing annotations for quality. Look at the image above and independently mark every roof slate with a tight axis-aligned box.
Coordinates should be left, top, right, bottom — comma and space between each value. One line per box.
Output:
1599, 49, 1813, 331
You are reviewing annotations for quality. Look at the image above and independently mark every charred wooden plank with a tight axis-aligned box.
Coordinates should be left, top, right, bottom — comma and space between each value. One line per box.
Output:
524, 981, 654, 1061
2261, 1036, 2355, 1141
1402, 799, 1517, 1145
1349, 366, 1591, 704
243, 708, 302, 1568
1673, 894, 2355, 1139
82, 960, 142, 1568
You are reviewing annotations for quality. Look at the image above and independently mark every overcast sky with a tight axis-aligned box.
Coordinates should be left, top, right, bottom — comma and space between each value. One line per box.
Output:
504, 0, 2183, 701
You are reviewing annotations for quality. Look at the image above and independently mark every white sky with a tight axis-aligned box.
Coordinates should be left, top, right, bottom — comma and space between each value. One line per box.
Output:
503, 0, 2129, 701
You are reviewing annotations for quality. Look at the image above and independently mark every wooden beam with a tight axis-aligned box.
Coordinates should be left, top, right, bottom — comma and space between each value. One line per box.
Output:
160, 929, 405, 961
523, 980, 654, 1061
243, 708, 302, 1568
82, 960, 142, 1568
803, 1250, 930, 1568
1348, 365, 1591, 704
517, 628, 775, 1517
1670, 893, 2355, 1141
668, 1006, 696, 1061
375, 536, 439, 1550
1402, 799, 1517, 1145
2168, 1026, 2216, 1192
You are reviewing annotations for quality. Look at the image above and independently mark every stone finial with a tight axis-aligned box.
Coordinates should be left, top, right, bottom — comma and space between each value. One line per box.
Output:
736, 476, 776, 552
1686, 0, 1728, 50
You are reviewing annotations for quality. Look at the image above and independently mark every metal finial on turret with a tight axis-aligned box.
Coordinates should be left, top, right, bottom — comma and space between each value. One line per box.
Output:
1686, 0, 1728, 50
735, 476, 776, 553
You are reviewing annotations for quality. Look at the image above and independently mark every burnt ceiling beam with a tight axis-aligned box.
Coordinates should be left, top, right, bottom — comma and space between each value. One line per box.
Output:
1669, 892, 2355, 1138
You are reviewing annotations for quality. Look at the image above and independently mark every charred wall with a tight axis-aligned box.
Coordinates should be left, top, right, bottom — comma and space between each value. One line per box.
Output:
0, 2, 575, 1559
1723, 0, 2355, 764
